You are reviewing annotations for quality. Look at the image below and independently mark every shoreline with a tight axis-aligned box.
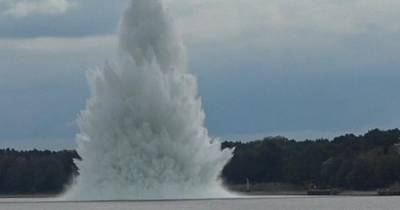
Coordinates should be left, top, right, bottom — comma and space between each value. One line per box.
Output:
227, 183, 383, 196
0, 191, 383, 199
239, 191, 378, 196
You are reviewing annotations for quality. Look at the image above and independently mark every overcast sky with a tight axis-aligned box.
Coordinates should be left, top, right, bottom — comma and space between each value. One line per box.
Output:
1, 0, 400, 149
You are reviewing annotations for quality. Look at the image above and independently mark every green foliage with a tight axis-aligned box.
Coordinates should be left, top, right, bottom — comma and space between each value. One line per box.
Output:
222, 129, 400, 190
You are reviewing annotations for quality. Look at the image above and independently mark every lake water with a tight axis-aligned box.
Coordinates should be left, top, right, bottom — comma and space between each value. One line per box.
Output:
0, 196, 398, 210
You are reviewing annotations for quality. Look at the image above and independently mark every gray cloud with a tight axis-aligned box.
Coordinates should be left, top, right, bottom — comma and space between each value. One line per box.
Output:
0, 0, 124, 38
2, 0, 74, 17
170, 0, 400, 45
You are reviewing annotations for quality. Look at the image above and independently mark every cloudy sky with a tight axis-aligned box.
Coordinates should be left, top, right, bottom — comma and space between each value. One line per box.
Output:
1, 0, 400, 149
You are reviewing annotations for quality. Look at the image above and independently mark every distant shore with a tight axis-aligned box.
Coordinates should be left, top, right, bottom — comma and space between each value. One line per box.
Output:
0, 183, 388, 198
228, 183, 380, 196
240, 191, 378, 196
0, 194, 58, 198
0, 192, 383, 199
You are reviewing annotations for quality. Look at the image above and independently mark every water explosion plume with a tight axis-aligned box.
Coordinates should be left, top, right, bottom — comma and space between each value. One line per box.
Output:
64, 0, 233, 200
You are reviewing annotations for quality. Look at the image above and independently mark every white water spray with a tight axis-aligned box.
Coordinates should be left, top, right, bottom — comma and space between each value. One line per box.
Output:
65, 0, 233, 200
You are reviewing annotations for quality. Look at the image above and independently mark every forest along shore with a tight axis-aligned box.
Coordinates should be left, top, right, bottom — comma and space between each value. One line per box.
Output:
227, 183, 378, 196
222, 129, 400, 194
0, 129, 400, 196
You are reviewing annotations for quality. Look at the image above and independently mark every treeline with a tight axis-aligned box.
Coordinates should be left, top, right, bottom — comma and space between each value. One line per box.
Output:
0, 149, 79, 194
222, 129, 400, 190
0, 129, 400, 194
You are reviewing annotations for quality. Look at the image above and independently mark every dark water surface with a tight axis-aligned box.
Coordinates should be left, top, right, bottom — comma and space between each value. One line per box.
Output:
0, 196, 398, 210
